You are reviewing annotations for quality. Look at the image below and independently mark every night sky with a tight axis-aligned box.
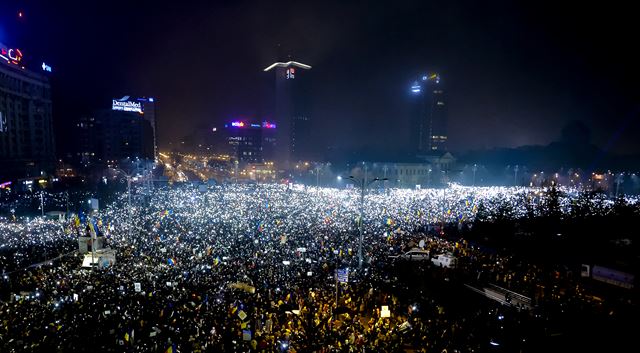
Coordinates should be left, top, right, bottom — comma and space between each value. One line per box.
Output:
1, 0, 638, 158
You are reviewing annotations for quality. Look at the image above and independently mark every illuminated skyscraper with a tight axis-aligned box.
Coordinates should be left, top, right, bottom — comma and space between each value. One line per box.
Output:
410, 73, 447, 155
0, 42, 55, 178
264, 60, 312, 164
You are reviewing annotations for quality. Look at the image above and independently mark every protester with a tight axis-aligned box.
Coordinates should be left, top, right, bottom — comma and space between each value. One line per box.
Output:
0, 184, 636, 352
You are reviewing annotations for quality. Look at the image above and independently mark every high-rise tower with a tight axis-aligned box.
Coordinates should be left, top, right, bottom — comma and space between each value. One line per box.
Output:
264, 60, 312, 165
410, 73, 447, 155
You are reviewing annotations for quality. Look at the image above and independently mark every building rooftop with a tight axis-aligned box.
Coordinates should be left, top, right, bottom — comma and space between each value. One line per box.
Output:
263, 61, 312, 72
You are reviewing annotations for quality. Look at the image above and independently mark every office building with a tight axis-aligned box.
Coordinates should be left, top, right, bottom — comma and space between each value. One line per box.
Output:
223, 120, 277, 163
410, 73, 447, 155
264, 60, 312, 164
367, 153, 457, 188
0, 42, 55, 178
74, 96, 155, 167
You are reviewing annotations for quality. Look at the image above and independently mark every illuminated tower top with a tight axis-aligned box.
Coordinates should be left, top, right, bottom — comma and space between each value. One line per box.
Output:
263, 61, 312, 72
265, 60, 312, 165
410, 73, 447, 155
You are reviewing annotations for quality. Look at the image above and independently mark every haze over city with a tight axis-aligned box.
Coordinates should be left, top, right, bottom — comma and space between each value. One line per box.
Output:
1, 0, 638, 159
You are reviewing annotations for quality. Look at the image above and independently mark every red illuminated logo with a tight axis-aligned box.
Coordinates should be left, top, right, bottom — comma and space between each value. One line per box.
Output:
286, 68, 295, 79
0, 47, 23, 65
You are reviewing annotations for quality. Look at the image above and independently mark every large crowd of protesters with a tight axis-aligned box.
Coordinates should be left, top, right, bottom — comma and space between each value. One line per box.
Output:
0, 184, 637, 352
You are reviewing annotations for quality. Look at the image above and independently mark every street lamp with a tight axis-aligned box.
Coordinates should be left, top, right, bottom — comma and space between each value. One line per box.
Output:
441, 170, 447, 234
346, 175, 387, 269
314, 165, 322, 188
40, 191, 45, 217
615, 173, 624, 197
382, 165, 389, 191
111, 167, 134, 210
472, 164, 478, 187
234, 160, 239, 184
110, 167, 138, 241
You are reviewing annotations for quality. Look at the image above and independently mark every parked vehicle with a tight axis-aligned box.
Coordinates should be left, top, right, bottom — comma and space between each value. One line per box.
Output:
431, 253, 457, 268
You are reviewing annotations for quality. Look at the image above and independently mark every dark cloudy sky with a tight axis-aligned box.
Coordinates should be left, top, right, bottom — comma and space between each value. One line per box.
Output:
1, 0, 638, 157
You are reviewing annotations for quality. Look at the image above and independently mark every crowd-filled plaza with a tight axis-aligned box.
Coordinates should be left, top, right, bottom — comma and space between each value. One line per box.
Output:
0, 184, 637, 352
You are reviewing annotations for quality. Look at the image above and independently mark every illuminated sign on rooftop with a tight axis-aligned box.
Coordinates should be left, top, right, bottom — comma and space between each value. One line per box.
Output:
112, 96, 143, 114
0, 45, 23, 66
229, 120, 277, 129
421, 73, 441, 84
286, 67, 295, 79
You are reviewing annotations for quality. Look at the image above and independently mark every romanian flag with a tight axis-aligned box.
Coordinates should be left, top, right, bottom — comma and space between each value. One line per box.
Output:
74, 215, 80, 228
88, 221, 96, 238
167, 258, 176, 266
386, 218, 393, 226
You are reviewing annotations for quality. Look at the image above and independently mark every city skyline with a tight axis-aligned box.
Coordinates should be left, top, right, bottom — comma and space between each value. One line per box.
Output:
0, 0, 638, 160
0, 3, 638, 352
